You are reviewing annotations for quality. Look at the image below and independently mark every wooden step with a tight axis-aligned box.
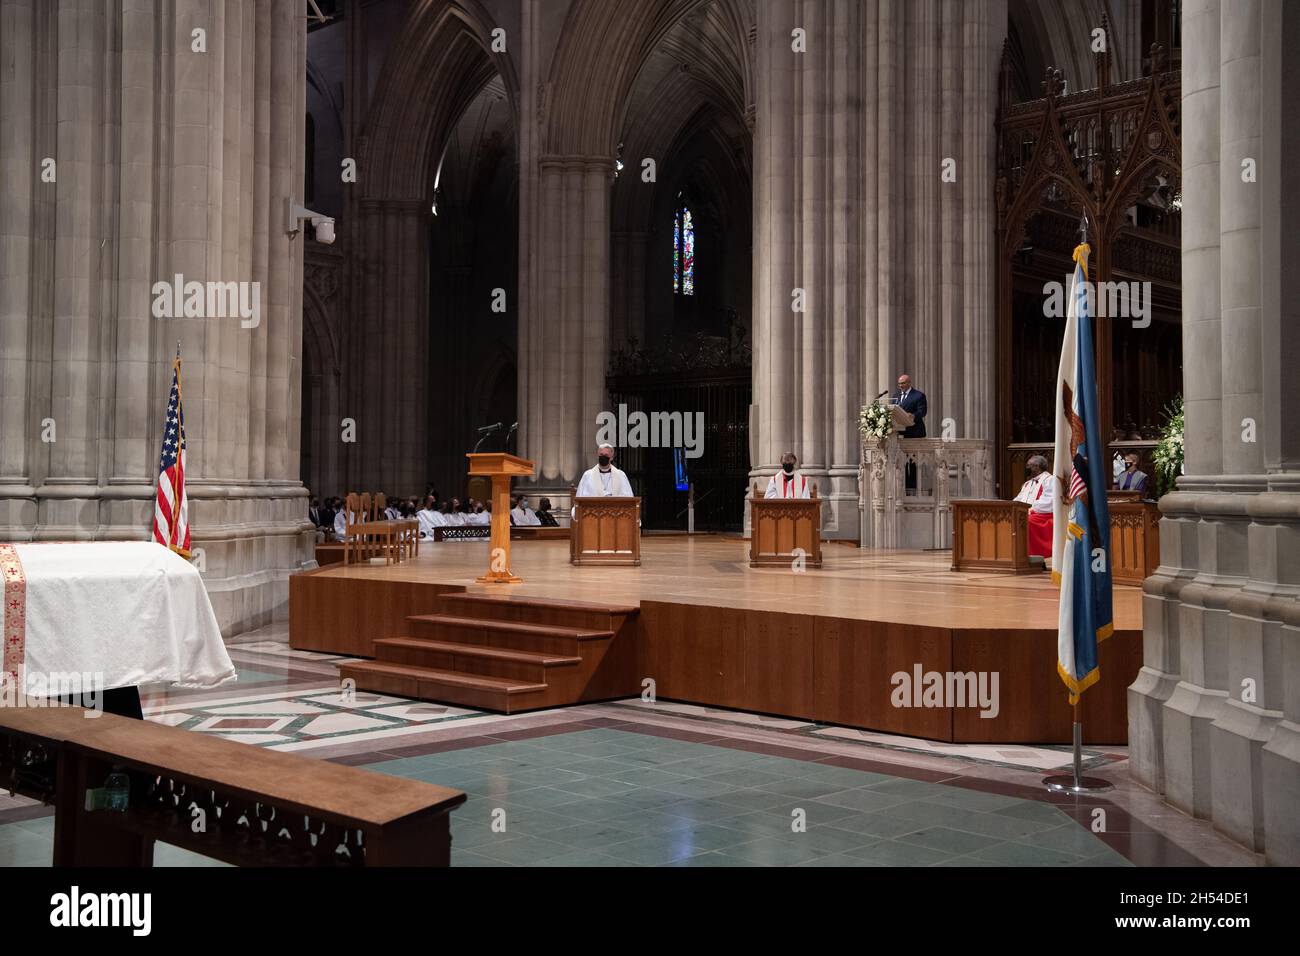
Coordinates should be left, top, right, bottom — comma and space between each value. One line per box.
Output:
406, 613, 613, 654
374, 637, 581, 682
437, 593, 639, 630
441, 593, 640, 616
339, 661, 547, 713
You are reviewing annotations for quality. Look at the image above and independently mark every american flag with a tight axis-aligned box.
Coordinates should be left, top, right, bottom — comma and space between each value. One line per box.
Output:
152, 352, 191, 557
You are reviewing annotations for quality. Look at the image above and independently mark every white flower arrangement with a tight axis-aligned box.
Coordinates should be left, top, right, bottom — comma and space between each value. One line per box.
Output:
1152, 394, 1183, 496
858, 401, 893, 444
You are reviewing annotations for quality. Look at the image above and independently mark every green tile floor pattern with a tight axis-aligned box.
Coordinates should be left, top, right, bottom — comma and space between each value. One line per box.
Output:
372, 728, 1132, 867
0, 727, 1132, 867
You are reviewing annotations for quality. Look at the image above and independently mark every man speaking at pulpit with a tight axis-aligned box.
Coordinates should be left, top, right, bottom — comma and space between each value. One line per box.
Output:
765, 452, 811, 498
1014, 454, 1054, 559
893, 373, 927, 437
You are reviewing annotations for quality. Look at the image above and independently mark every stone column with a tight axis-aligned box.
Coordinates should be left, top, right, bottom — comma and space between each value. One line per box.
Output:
1129, 0, 1222, 797
750, 0, 1003, 541
1131, 0, 1300, 864
345, 198, 428, 495
0, 0, 315, 634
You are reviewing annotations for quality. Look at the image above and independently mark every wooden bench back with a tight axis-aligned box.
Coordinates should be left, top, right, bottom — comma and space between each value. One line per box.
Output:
0, 705, 464, 867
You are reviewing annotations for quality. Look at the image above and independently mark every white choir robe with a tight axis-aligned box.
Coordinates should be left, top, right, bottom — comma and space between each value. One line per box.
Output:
510, 507, 541, 526
765, 471, 811, 499
468, 510, 491, 526
333, 511, 348, 539
416, 509, 439, 538
384, 506, 400, 520
448, 511, 468, 526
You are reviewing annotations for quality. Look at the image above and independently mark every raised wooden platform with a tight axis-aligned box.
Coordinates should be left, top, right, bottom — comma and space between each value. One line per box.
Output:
291, 536, 1144, 743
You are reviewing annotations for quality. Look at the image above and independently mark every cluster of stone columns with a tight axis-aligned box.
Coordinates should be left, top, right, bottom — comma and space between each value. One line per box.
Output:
1128, 0, 1300, 864
749, 0, 1005, 538
518, 153, 614, 495
342, 198, 430, 494
0, 0, 314, 634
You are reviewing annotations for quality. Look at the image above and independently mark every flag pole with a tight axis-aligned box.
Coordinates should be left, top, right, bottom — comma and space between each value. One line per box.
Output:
1044, 212, 1113, 795
1045, 699, 1113, 794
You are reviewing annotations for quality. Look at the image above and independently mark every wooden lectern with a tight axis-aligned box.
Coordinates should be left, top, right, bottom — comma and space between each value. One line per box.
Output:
749, 483, 823, 568
570, 497, 641, 566
466, 452, 535, 583
890, 403, 915, 432
950, 499, 1034, 573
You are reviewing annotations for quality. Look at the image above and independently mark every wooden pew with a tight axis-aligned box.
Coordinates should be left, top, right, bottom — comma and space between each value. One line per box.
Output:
951, 495, 1162, 586
510, 526, 570, 541
0, 706, 465, 867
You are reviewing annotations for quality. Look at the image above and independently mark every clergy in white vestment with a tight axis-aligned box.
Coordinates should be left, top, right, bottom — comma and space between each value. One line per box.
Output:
1013, 454, 1054, 558
467, 505, 491, 526
576, 444, 634, 498
765, 452, 812, 499
333, 508, 348, 540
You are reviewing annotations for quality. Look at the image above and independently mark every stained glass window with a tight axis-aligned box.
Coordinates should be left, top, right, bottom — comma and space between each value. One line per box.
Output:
673, 205, 694, 296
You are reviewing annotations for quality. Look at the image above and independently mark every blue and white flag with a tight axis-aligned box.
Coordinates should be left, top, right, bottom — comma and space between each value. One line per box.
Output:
1051, 243, 1113, 703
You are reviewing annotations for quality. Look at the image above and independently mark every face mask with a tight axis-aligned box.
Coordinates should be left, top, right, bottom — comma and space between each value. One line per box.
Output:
782, 463, 794, 475
598, 454, 611, 467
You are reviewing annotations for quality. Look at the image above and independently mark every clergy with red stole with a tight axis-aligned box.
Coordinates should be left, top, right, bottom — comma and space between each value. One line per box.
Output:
1014, 454, 1055, 558
765, 452, 811, 499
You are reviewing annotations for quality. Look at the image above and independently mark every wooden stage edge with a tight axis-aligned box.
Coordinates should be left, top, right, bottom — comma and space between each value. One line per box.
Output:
290, 537, 1143, 745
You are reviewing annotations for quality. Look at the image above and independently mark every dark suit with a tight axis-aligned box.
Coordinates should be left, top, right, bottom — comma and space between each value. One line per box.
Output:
893, 388, 928, 438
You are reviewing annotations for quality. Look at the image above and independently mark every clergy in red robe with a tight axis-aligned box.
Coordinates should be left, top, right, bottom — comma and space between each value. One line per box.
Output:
765, 453, 811, 499
1014, 454, 1055, 558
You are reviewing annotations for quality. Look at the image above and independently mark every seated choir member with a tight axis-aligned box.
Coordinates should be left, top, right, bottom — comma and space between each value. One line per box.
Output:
1014, 454, 1055, 558
416, 496, 441, 538
1115, 452, 1149, 495
448, 498, 468, 525
384, 498, 401, 520
535, 498, 560, 526
333, 500, 349, 539
467, 502, 491, 526
511, 495, 541, 525
765, 452, 811, 498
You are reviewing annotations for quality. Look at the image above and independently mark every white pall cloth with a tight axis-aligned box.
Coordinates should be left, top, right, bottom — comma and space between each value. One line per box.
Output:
14, 541, 236, 691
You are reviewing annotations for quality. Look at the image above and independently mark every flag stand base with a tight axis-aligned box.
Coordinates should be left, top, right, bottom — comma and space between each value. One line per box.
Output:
1043, 719, 1113, 794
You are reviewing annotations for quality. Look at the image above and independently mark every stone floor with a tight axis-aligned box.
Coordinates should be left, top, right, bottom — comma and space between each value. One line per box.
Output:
0, 623, 1262, 868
